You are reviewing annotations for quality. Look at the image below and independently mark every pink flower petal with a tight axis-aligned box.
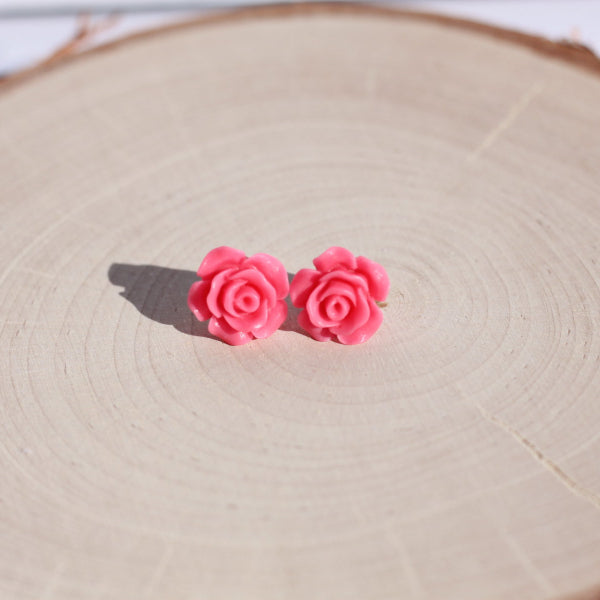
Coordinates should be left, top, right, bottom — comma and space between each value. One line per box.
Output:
220, 279, 246, 317
306, 278, 361, 329
230, 268, 276, 308
336, 300, 383, 345
289, 269, 321, 308
356, 255, 389, 302
245, 253, 289, 299
187, 280, 212, 321
315, 279, 358, 305
319, 269, 368, 294
323, 295, 351, 321
306, 282, 339, 328
198, 246, 246, 279
223, 297, 269, 333
332, 287, 372, 336
206, 268, 236, 318
313, 247, 357, 273
298, 309, 333, 342
252, 300, 287, 339
232, 285, 261, 314
208, 317, 254, 346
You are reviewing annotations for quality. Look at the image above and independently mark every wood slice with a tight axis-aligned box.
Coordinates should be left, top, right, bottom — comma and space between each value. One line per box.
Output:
1, 5, 600, 600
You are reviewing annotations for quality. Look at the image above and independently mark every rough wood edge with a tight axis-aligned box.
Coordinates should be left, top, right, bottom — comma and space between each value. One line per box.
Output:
1, 1, 600, 94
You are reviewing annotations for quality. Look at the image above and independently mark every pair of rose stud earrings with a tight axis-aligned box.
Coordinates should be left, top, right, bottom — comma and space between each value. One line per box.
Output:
187, 246, 389, 346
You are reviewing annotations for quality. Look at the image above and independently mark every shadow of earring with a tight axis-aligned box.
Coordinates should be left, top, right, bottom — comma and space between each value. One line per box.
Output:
108, 263, 214, 339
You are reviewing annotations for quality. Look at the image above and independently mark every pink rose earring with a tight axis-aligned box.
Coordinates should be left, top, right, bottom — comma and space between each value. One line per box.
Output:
188, 246, 288, 346
289, 247, 389, 345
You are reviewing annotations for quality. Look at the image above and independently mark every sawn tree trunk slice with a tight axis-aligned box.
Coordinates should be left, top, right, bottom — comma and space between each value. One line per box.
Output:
1, 5, 600, 600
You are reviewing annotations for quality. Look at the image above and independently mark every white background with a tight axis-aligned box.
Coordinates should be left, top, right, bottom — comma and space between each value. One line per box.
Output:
1, 1, 600, 76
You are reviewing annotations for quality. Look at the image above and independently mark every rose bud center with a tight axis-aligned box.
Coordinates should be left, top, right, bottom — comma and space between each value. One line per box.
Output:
234, 285, 261, 314
324, 295, 351, 321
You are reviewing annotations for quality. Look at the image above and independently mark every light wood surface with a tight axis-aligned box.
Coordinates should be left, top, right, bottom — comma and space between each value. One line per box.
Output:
1, 5, 600, 600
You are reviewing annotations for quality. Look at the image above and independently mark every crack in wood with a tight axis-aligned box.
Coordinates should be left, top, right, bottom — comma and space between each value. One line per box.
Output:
468, 82, 544, 162
474, 403, 600, 513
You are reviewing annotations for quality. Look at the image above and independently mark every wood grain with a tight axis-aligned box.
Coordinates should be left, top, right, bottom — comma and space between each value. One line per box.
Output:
1, 5, 600, 599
